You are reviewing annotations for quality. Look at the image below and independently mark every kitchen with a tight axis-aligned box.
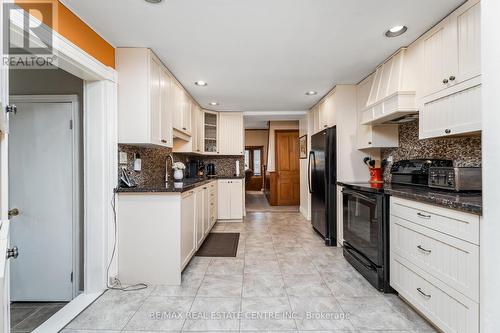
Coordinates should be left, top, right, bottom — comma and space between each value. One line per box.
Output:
0, 0, 498, 332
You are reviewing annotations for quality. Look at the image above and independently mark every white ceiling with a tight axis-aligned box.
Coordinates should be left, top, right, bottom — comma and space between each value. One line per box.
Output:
244, 111, 306, 129
62, 0, 463, 112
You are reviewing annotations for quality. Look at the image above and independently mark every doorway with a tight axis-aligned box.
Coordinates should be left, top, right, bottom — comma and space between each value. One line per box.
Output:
275, 130, 300, 206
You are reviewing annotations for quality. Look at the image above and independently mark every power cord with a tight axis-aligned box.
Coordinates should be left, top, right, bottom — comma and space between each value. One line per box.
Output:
106, 191, 148, 292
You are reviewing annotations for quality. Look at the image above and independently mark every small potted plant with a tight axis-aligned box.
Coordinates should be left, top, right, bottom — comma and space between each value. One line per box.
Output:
173, 162, 186, 181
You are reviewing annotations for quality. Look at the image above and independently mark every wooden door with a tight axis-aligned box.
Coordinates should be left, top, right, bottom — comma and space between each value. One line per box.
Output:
275, 131, 300, 206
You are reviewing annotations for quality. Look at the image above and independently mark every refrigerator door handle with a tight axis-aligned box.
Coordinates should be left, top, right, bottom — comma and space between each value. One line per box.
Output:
308, 151, 314, 193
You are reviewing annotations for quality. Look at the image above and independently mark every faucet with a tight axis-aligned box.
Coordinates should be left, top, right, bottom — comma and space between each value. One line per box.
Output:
165, 154, 174, 182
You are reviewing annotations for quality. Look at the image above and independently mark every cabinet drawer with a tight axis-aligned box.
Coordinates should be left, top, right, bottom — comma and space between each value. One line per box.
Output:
391, 256, 478, 333
391, 216, 479, 301
390, 197, 479, 245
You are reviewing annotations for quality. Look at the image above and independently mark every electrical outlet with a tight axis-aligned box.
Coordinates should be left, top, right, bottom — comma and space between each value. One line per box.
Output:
387, 156, 394, 163
119, 152, 128, 164
109, 276, 119, 286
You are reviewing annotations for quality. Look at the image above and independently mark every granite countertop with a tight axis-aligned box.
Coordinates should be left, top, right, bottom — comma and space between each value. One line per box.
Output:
337, 181, 482, 215
115, 175, 245, 193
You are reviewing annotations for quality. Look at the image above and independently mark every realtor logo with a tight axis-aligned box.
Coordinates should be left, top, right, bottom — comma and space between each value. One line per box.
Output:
3, 1, 58, 69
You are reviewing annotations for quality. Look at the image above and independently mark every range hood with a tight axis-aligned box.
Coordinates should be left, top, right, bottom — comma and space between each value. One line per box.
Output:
361, 48, 418, 125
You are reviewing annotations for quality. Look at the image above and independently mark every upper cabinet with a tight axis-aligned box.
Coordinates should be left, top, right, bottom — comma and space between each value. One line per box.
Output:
362, 48, 418, 125
218, 112, 244, 155
117, 48, 173, 147
311, 90, 337, 134
204, 111, 218, 154
419, 0, 481, 139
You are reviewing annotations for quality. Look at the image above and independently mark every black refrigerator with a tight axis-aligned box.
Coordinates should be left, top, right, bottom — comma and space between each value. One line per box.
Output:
308, 127, 337, 246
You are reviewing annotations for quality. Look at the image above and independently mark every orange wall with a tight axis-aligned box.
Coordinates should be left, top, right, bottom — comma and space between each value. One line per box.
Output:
15, 0, 115, 68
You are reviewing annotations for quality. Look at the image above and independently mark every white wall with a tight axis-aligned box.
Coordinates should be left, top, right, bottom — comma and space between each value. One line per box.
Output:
480, 0, 500, 331
299, 115, 310, 220
266, 121, 299, 172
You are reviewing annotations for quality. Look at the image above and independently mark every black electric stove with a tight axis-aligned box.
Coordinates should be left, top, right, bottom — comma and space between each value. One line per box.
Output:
338, 159, 452, 293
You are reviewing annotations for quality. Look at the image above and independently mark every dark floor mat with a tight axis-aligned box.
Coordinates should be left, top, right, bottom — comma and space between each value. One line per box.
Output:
196, 233, 240, 257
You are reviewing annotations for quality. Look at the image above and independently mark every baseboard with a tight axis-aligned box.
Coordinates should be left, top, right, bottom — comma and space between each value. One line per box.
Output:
217, 219, 243, 223
32, 291, 104, 333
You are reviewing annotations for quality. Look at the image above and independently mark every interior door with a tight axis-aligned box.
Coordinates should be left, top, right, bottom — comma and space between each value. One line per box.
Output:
276, 131, 300, 206
9, 98, 75, 301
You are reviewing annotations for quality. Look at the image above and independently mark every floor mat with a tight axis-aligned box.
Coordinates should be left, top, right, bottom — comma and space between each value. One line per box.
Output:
196, 233, 240, 257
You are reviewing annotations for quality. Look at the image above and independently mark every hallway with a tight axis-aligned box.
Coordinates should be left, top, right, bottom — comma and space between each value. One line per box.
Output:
63, 211, 436, 332
245, 191, 299, 213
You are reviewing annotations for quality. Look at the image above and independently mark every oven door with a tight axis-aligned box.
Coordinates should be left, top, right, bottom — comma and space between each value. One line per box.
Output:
342, 189, 383, 266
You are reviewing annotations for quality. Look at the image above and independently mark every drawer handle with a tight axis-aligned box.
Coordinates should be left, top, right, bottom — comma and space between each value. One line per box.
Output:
417, 245, 432, 254
417, 287, 432, 299
417, 212, 431, 219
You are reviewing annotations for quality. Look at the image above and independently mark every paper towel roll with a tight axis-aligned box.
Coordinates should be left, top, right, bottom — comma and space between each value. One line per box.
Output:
236, 160, 240, 176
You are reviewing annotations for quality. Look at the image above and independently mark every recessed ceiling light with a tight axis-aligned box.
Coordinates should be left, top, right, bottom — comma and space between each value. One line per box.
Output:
145, 0, 162, 3
385, 25, 407, 37
306, 91, 318, 96
209, 102, 219, 106
195, 81, 208, 86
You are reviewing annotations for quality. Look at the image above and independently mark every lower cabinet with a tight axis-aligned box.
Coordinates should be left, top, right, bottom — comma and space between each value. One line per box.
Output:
181, 190, 196, 269
194, 187, 205, 248
217, 179, 243, 220
390, 197, 480, 333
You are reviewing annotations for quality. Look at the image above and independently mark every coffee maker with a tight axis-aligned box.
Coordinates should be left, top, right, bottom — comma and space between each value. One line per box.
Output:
187, 160, 205, 178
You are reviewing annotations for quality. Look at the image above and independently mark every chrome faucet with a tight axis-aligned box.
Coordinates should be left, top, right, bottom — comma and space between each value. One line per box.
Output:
166, 154, 174, 182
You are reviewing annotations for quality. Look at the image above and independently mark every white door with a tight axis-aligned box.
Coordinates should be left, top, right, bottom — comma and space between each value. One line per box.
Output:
9, 97, 77, 301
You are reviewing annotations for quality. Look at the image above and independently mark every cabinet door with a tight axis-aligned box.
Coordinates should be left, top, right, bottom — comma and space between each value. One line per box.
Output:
149, 56, 162, 145
422, 18, 452, 97
160, 69, 173, 147
229, 180, 243, 219
173, 83, 183, 131
204, 111, 218, 154
322, 95, 336, 129
180, 94, 192, 134
449, 0, 481, 85
181, 191, 196, 268
195, 189, 204, 248
217, 181, 231, 219
203, 186, 211, 234
219, 113, 244, 155
196, 107, 204, 153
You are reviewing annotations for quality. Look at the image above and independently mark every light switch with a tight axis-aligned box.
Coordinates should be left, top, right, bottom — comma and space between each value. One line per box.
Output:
119, 152, 128, 164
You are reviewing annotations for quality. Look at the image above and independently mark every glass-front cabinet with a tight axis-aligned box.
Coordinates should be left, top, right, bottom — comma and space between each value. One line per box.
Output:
204, 111, 218, 154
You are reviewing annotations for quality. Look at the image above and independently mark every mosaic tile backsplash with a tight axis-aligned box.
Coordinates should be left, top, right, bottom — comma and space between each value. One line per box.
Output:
381, 121, 481, 182
118, 144, 244, 187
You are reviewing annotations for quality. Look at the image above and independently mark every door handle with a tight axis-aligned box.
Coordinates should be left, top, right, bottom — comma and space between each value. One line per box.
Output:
417, 287, 431, 299
7, 246, 19, 259
8, 208, 19, 218
308, 151, 314, 193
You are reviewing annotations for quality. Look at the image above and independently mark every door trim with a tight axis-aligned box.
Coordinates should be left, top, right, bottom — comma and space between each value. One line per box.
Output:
9, 95, 81, 299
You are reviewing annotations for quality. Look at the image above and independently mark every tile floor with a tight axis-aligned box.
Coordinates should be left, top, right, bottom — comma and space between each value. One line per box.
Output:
62, 212, 438, 333
245, 192, 299, 213
11, 302, 67, 332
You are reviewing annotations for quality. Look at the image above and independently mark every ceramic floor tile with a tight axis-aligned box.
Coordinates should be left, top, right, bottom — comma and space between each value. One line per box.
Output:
206, 258, 245, 275
196, 275, 243, 297
123, 296, 194, 331
244, 258, 281, 275
151, 273, 204, 297
278, 258, 320, 276
240, 297, 297, 331
383, 294, 437, 331
12, 304, 65, 332
321, 270, 382, 298
243, 274, 286, 297
283, 274, 332, 297
182, 297, 240, 331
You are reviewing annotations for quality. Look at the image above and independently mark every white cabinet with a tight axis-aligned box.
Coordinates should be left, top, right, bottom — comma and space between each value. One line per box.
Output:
204, 111, 219, 154
209, 181, 218, 226
116, 48, 173, 147
172, 85, 192, 136
390, 197, 480, 333
218, 112, 244, 155
356, 74, 398, 149
181, 190, 196, 269
172, 83, 183, 132
419, 0, 481, 139
194, 187, 204, 248
311, 93, 336, 135
218, 179, 243, 220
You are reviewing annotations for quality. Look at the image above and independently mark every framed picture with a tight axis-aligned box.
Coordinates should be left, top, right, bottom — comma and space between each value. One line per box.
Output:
299, 135, 308, 159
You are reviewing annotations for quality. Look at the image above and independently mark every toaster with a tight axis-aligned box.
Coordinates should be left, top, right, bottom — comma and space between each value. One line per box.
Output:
428, 167, 482, 192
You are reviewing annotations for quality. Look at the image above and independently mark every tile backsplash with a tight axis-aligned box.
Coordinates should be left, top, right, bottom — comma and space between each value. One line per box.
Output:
118, 144, 244, 187
381, 121, 481, 182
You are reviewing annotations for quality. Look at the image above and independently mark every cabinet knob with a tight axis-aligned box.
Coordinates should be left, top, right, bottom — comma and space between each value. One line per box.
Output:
161, 139, 167, 143
183, 127, 187, 130
449, 75, 456, 81
445, 129, 451, 134
368, 141, 372, 145
442, 78, 449, 84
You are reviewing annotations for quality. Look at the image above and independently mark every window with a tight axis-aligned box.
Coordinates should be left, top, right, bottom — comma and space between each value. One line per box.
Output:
244, 146, 263, 176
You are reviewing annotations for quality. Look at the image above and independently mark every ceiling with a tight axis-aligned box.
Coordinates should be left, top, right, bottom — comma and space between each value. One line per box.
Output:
244, 111, 305, 129
62, 0, 463, 113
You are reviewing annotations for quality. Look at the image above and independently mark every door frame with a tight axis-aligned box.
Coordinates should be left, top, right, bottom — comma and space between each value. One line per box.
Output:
0, 8, 118, 333
9, 94, 81, 299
